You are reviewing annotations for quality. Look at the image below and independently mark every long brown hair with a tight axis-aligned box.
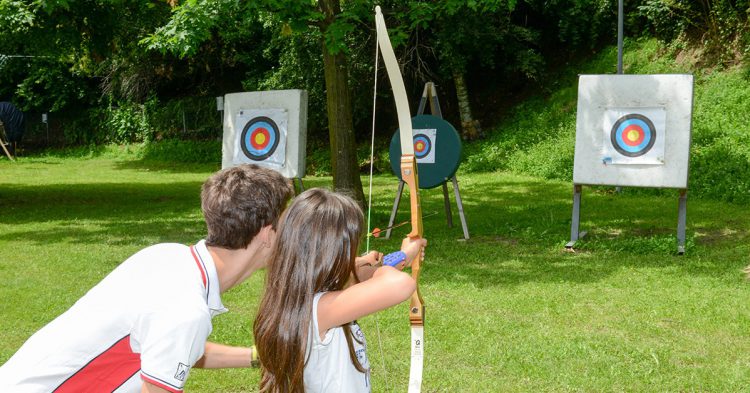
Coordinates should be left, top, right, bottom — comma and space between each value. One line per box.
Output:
254, 188, 366, 393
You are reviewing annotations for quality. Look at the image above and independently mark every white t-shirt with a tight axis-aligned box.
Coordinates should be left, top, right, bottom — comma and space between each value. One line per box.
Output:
0, 240, 227, 393
303, 292, 371, 393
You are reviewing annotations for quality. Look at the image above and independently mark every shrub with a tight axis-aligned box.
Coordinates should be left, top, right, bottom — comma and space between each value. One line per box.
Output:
138, 139, 221, 164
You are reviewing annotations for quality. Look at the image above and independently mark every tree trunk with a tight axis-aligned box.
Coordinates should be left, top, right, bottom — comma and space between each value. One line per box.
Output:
453, 69, 482, 140
319, 0, 365, 207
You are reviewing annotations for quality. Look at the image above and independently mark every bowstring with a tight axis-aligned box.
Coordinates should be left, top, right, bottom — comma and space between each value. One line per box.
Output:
368, 25, 393, 393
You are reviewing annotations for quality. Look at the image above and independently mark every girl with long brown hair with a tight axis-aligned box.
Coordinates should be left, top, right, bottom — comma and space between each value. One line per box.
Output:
254, 188, 425, 393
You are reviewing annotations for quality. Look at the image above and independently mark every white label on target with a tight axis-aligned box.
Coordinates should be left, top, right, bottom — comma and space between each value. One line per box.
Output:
413, 129, 436, 164
234, 108, 288, 168
602, 107, 666, 165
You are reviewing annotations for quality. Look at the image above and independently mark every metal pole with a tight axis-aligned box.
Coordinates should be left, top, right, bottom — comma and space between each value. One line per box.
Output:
42, 113, 49, 146
677, 189, 688, 255
615, 0, 624, 194
617, 0, 624, 74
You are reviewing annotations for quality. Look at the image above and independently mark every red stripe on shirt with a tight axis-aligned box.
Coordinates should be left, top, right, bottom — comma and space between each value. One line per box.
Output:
190, 245, 208, 289
54, 335, 140, 393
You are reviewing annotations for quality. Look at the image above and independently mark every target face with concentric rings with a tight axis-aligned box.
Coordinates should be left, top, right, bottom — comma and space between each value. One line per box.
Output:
610, 114, 656, 157
240, 116, 280, 161
413, 133, 432, 159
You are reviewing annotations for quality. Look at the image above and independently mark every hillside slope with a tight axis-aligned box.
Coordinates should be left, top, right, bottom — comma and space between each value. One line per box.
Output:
463, 38, 750, 203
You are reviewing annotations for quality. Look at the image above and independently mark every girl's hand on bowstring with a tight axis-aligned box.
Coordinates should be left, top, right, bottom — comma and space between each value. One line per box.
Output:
350, 251, 384, 284
356, 250, 383, 268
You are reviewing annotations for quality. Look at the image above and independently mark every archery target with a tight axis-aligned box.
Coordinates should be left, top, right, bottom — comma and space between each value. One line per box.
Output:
413, 129, 436, 164
611, 114, 655, 157
241, 116, 280, 161
602, 108, 666, 165
233, 109, 287, 168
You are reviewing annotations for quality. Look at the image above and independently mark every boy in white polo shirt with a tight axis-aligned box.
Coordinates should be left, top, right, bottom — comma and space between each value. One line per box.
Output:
0, 164, 294, 393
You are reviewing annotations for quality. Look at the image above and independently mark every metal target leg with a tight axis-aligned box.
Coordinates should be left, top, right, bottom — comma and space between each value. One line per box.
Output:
442, 182, 453, 228
677, 189, 687, 255
566, 184, 586, 249
451, 176, 470, 240
292, 178, 305, 195
385, 181, 405, 239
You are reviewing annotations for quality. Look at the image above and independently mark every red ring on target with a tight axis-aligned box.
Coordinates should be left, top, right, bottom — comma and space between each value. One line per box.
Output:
251, 128, 271, 150
622, 125, 645, 146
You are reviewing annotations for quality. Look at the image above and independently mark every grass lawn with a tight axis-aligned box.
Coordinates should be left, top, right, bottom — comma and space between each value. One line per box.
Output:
1, 152, 750, 392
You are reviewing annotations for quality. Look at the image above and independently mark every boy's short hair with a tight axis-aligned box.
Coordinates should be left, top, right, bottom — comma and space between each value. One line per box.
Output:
201, 164, 293, 249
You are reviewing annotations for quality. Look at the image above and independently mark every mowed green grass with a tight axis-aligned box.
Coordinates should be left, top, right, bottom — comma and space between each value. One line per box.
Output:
1, 153, 750, 392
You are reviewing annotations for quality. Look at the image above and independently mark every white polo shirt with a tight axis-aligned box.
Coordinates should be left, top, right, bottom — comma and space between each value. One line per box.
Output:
0, 240, 227, 393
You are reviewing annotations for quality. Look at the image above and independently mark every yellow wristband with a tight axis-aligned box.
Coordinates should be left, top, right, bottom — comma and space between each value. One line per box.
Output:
250, 345, 260, 368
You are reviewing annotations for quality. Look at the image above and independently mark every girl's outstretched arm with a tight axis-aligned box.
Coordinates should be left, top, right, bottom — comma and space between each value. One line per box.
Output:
316, 237, 426, 338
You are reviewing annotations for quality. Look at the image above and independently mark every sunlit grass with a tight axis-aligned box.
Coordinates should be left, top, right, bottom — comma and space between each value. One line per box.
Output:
2, 153, 750, 391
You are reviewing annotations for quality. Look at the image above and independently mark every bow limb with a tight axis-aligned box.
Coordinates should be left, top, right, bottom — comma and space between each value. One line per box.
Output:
375, 6, 425, 392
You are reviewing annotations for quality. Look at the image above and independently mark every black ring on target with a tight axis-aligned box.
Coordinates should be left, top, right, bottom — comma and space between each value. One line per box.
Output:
240, 116, 280, 161
413, 133, 432, 159
610, 113, 656, 158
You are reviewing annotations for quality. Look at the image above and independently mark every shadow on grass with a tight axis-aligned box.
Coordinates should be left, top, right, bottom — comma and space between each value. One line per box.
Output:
403, 176, 750, 288
0, 181, 206, 245
112, 159, 220, 174
3, 173, 749, 289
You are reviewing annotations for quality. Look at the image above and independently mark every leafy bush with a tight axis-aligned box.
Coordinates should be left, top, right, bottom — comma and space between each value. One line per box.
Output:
148, 96, 222, 141
103, 103, 151, 144
637, 0, 750, 64
138, 139, 221, 164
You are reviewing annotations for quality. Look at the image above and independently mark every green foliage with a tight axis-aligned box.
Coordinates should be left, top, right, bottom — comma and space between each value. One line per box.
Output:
14, 61, 93, 112
138, 139, 221, 164
462, 84, 579, 174
0, 0, 34, 34
536, 0, 618, 50
103, 103, 152, 144
142, 0, 231, 58
147, 96, 222, 141
637, 0, 750, 64
689, 70, 750, 203
62, 110, 105, 146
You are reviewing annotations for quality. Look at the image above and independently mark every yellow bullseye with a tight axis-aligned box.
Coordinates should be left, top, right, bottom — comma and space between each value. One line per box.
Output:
254, 133, 267, 145
626, 130, 640, 142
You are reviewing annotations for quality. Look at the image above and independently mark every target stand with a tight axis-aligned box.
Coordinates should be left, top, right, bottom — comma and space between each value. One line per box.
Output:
0, 121, 15, 161
384, 82, 470, 240
221, 90, 307, 193
567, 74, 693, 254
